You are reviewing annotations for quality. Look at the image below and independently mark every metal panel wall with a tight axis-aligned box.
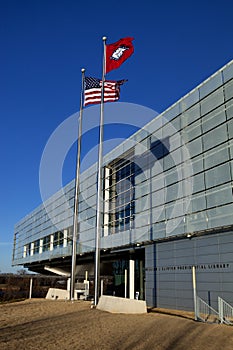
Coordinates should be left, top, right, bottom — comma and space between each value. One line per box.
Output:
145, 231, 233, 311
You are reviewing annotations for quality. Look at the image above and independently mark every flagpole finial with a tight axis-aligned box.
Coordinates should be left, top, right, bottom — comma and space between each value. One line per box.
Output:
81, 68, 85, 73
102, 36, 107, 41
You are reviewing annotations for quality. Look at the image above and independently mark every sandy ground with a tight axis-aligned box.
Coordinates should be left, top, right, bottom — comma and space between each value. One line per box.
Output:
0, 299, 233, 350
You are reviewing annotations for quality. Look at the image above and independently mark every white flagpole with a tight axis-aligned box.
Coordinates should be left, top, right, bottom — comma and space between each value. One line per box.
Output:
70, 68, 85, 301
94, 36, 107, 306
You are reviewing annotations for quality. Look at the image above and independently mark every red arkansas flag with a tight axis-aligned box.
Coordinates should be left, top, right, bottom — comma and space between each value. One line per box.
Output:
105, 37, 134, 74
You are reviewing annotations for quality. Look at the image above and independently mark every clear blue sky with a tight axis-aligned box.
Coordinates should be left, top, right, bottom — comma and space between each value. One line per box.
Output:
1, 0, 233, 273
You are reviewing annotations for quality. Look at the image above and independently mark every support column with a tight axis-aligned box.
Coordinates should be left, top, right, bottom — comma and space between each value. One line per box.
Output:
129, 257, 135, 299
29, 278, 33, 299
30, 242, 34, 256
23, 245, 27, 258
39, 239, 43, 254
63, 229, 68, 248
192, 266, 197, 321
67, 278, 71, 292
50, 234, 54, 251
124, 269, 127, 298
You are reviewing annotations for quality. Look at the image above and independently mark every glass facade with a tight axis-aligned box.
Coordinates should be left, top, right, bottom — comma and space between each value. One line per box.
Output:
13, 60, 233, 273
103, 149, 135, 235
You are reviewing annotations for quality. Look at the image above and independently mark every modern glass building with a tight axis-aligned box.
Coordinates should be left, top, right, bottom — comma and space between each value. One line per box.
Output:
13, 59, 233, 311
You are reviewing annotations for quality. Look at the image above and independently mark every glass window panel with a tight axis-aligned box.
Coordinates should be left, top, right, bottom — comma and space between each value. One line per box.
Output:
164, 148, 182, 171
164, 168, 178, 186
166, 219, 185, 237
205, 163, 231, 188
224, 79, 233, 101
230, 139, 233, 160
134, 198, 142, 214
43, 236, 50, 251
149, 118, 164, 138
190, 154, 204, 175
182, 177, 193, 199
186, 137, 203, 158
135, 181, 149, 199
168, 131, 182, 151
201, 87, 224, 116
135, 210, 149, 228
181, 90, 199, 113
162, 121, 177, 140
199, 72, 223, 99
151, 173, 165, 191
192, 172, 205, 193
206, 183, 232, 208
203, 124, 227, 151
140, 194, 150, 211
226, 100, 233, 120
186, 193, 206, 213
135, 171, 147, 185
204, 143, 229, 169
181, 103, 200, 128
87, 194, 96, 207
182, 119, 201, 143
152, 221, 166, 239
152, 206, 165, 222
228, 120, 233, 140
150, 138, 168, 161
207, 204, 233, 228
152, 188, 166, 208
133, 129, 148, 143
170, 116, 181, 133
166, 182, 181, 202
223, 63, 233, 83
54, 231, 64, 248
163, 103, 180, 122
186, 211, 208, 232
202, 105, 226, 133
165, 199, 184, 219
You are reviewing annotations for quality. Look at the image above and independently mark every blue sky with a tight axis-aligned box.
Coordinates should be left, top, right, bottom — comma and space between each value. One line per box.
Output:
0, 0, 233, 272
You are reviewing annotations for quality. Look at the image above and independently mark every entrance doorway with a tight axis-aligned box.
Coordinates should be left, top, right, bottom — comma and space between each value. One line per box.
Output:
100, 249, 145, 300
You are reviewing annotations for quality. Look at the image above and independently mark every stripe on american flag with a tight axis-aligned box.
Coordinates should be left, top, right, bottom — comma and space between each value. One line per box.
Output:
84, 77, 126, 106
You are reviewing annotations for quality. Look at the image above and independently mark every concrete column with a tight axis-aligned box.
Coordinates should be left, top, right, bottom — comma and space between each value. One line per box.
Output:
29, 278, 33, 299
30, 242, 34, 256
50, 234, 54, 251
100, 279, 104, 296
23, 245, 27, 258
67, 277, 71, 292
39, 239, 43, 254
124, 269, 127, 298
129, 258, 135, 299
63, 229, 68, 247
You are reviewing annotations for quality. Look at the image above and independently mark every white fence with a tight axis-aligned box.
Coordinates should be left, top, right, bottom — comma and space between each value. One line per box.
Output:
196, 296, 219, 323
194, 296, 233, 325
218, 297, 233, 325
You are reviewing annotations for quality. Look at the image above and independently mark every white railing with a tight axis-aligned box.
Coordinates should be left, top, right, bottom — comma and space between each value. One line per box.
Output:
196, 296, 219, 323
218, 297, 233, 325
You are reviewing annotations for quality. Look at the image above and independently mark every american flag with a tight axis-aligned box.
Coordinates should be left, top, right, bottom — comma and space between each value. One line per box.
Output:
84, 77, 127, 106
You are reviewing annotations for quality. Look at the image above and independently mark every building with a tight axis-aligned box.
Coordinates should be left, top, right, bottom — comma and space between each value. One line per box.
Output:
13, 59, 233, 311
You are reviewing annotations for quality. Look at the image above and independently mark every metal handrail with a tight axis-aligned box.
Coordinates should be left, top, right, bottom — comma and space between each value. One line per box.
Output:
196, 296, 219, 323
218, 297, 233, 325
